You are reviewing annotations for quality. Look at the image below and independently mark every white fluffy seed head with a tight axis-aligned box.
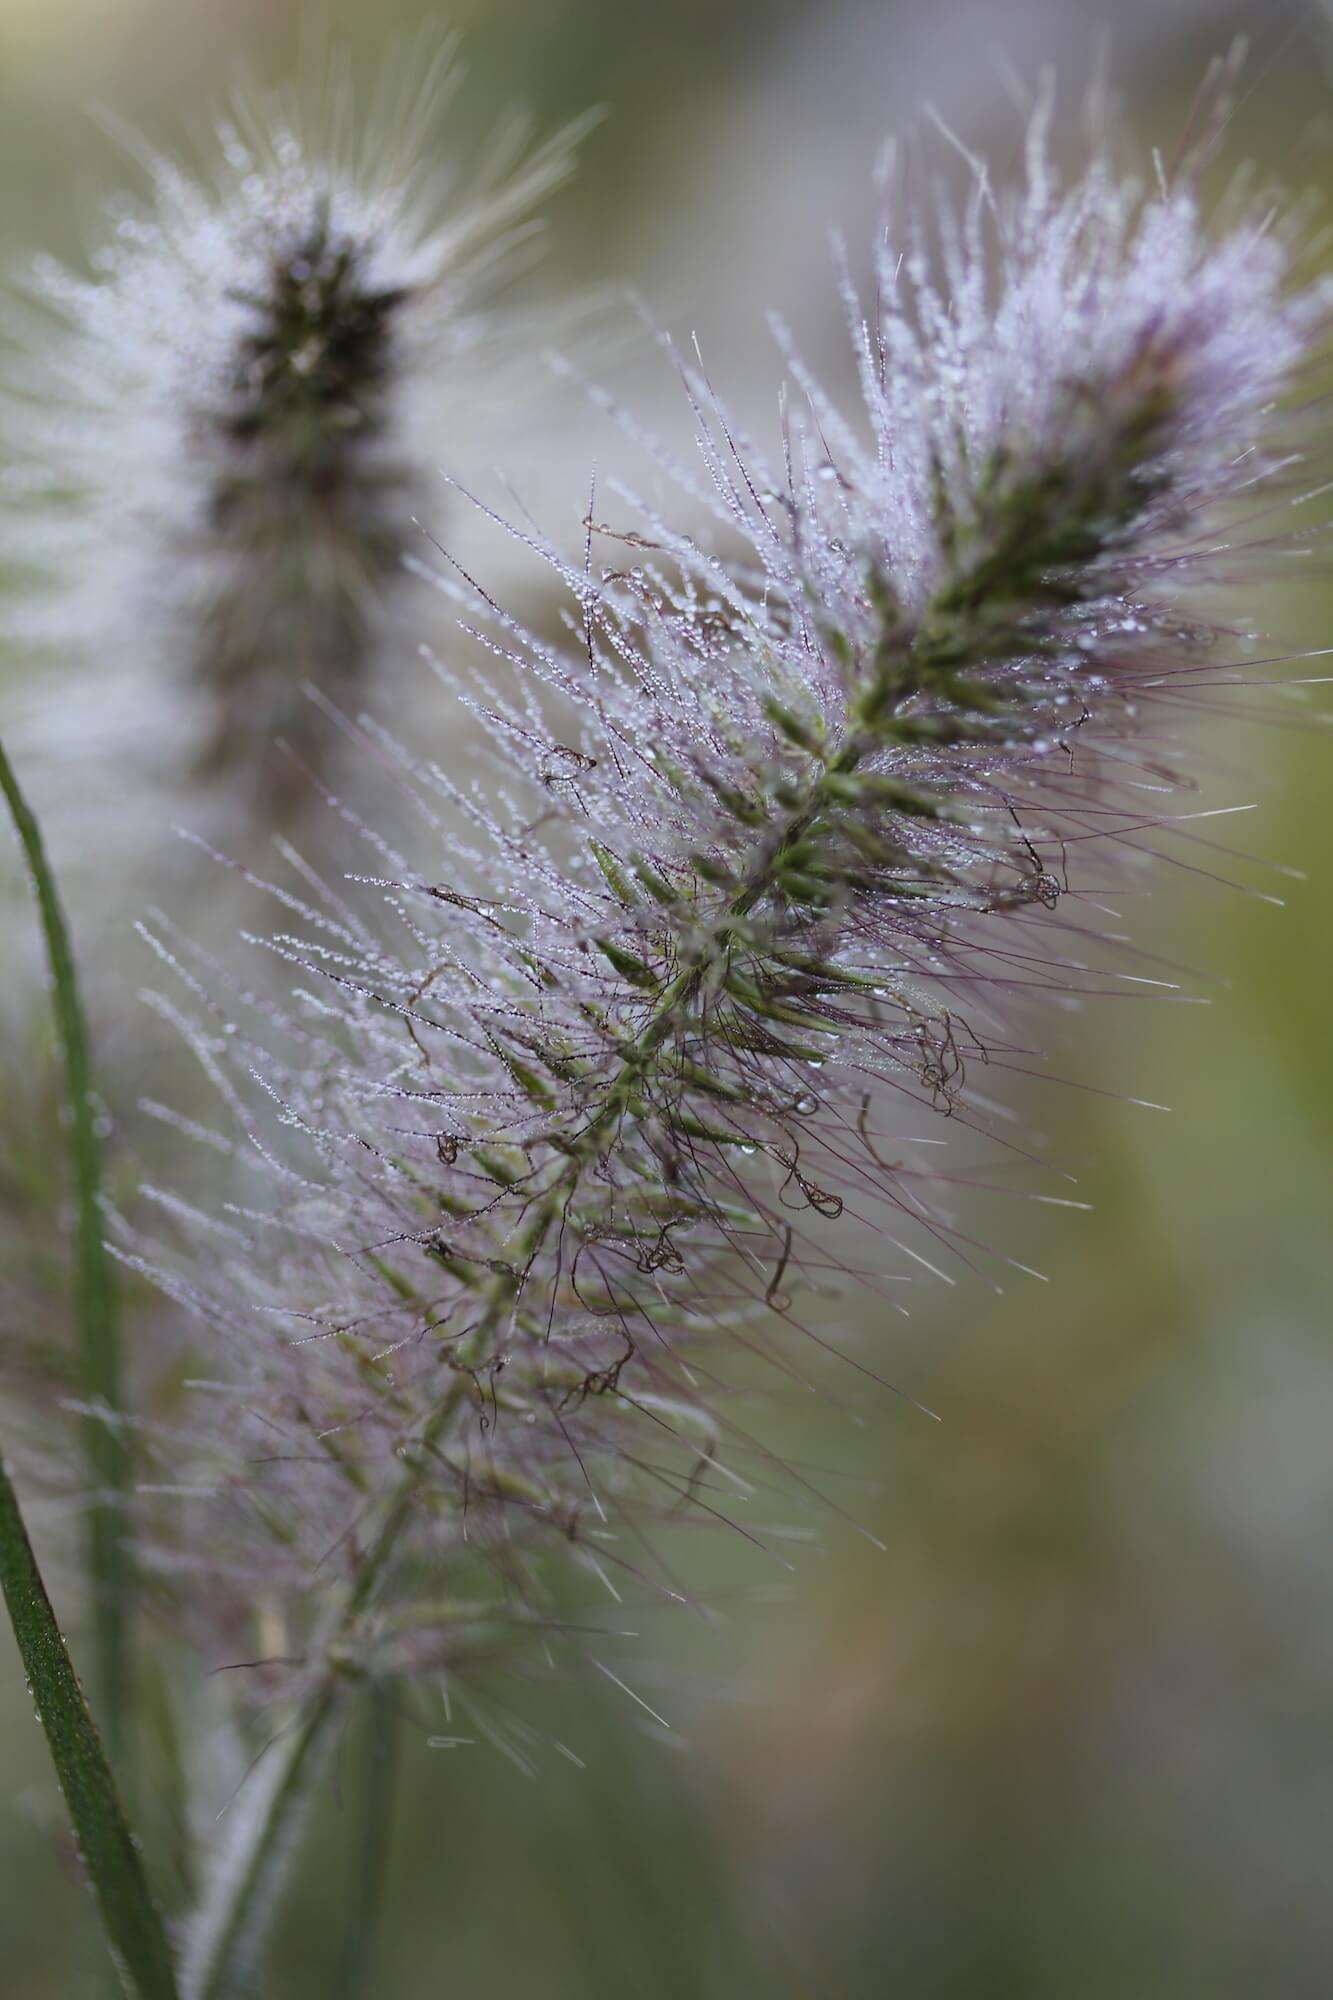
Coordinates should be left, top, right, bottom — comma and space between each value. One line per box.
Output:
123, 103, 1330, 1743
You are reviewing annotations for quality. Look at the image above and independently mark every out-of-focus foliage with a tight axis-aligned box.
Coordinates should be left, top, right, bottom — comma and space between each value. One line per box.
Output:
2, 2, 1331, 1995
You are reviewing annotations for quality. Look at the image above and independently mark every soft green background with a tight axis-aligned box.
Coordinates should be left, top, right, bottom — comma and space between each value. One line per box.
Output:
3, 1, 1332, 1994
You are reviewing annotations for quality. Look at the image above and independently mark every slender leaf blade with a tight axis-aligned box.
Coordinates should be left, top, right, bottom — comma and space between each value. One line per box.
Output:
0, 735, 128, 1759
0, 1455, 179, 1999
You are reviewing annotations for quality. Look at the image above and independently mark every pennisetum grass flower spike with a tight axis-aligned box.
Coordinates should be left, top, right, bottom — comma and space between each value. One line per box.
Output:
1, 40, 593, 819
131, 93, 1328, 1992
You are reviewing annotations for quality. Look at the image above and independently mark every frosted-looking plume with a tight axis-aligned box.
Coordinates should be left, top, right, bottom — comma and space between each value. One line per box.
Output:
130, 101, 1328, 1797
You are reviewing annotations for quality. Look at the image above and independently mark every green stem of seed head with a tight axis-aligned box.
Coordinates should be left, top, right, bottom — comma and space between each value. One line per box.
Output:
332, 1686, 400, 2000
181, 1687, 339, 2000
0, 737, 129, 1774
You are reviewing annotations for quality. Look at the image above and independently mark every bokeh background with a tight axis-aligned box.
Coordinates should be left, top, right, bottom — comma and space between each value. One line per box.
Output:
3, 0, 1333, 1994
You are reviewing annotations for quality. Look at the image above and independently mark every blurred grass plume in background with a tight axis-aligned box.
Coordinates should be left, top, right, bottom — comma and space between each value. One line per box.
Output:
0, 33, 592, 824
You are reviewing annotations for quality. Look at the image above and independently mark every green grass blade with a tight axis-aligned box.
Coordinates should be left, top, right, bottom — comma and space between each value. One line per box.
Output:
0, 735, 129, 1764
0, 1453, 179, 1998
